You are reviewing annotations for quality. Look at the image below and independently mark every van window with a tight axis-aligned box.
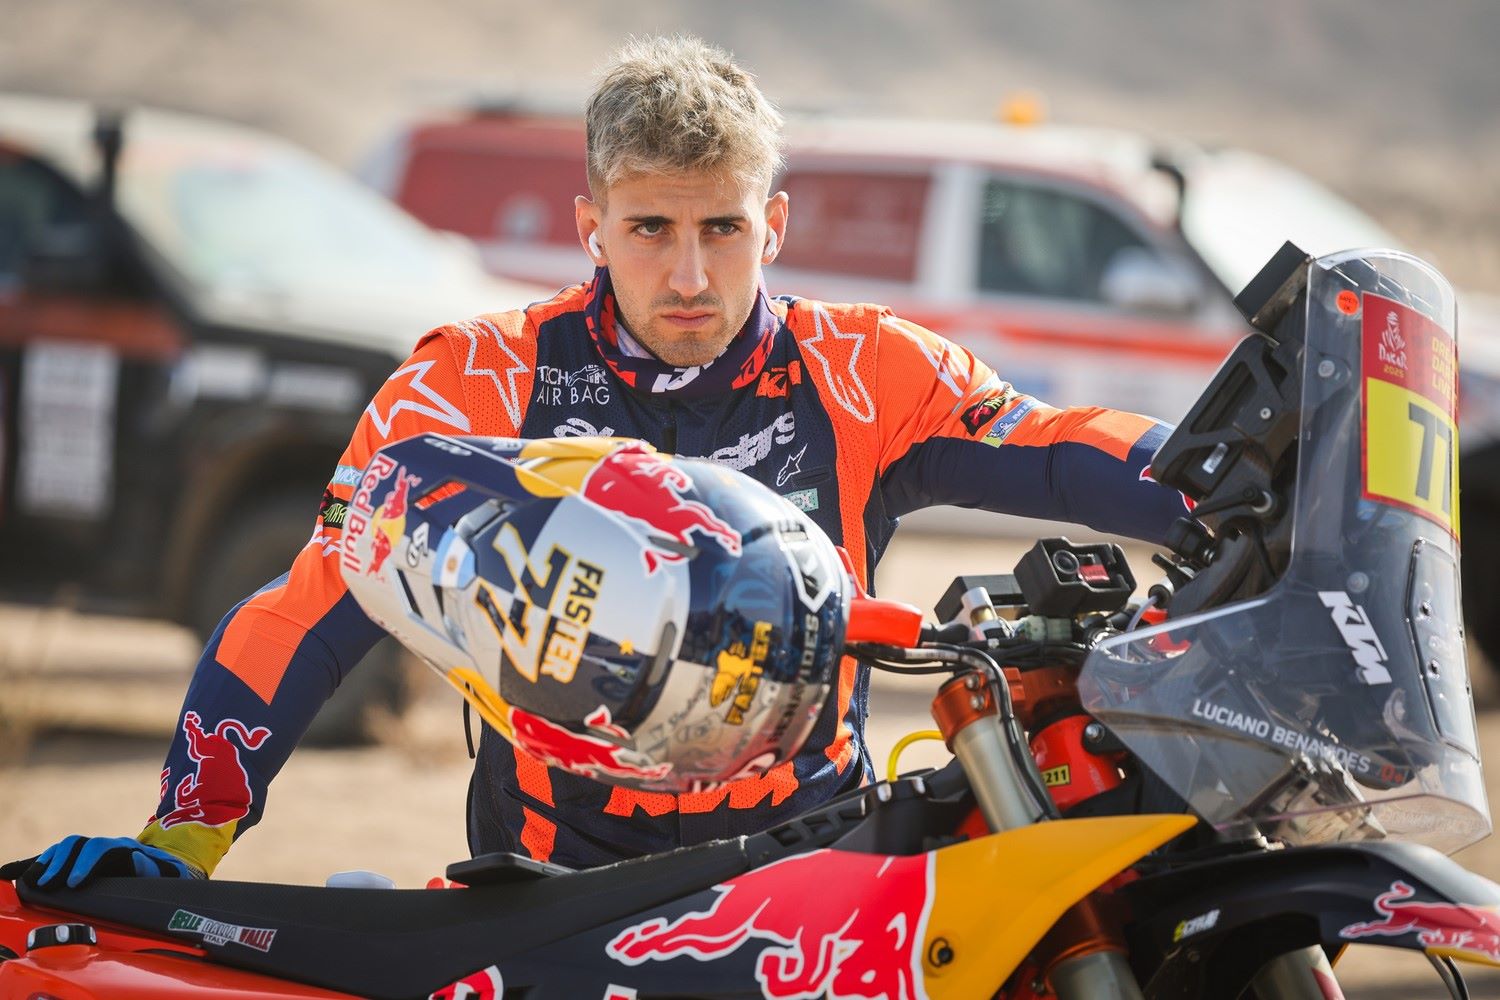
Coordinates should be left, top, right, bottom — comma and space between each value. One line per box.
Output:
398, 133, 587, 249
0, 153, 89, 289
774, 169, 927, 282
977, 178, 1153, 303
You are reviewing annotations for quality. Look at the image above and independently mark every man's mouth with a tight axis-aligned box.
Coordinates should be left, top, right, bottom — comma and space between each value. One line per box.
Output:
661, 311, 716, 331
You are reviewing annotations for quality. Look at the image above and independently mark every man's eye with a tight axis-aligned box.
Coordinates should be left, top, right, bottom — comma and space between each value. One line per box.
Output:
634, 222, 663, 237
711, 223, 739, 236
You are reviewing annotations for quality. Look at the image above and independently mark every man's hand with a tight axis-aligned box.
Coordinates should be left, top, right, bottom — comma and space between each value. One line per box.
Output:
1, 835, 202, 889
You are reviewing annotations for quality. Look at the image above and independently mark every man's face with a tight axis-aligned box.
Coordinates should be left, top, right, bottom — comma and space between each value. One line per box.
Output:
577, 170, 787, 368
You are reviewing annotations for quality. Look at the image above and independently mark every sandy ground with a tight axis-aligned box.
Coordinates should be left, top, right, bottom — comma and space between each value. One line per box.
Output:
2, 531, 1499, 997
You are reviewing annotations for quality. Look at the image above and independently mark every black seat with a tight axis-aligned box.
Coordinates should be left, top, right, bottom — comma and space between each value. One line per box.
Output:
17, 837, 752, 999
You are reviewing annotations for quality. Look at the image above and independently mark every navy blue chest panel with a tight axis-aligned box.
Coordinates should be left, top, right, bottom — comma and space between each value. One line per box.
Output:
519, 315, 845, 546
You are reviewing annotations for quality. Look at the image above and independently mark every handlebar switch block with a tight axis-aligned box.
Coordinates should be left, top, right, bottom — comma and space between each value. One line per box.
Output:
1015, 538, 1135, 617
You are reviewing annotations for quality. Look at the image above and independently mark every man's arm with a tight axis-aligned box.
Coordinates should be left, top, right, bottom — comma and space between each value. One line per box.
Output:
873, 315, 1192, 543
133, 330, 476, 877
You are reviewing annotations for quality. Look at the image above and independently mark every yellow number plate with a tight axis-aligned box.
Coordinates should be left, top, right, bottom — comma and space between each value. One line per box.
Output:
1361, 292, 1459, 537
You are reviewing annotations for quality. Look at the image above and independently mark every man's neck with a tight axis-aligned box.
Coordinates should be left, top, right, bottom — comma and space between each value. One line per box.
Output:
612, 318, 657, 361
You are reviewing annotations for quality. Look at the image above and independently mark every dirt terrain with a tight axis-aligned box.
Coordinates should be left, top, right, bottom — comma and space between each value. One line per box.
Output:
3, 533, 1499, 997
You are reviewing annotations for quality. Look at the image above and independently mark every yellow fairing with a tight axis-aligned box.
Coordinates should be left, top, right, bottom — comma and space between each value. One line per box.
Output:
923, 814, 1196, 998
1429, 941, 1500, 970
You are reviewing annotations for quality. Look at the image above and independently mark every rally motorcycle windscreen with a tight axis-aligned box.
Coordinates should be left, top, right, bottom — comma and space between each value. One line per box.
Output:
1080, 249, 1489, 854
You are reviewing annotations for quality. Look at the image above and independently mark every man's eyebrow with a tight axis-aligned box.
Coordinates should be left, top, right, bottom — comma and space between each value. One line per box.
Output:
620, 213, 750, 227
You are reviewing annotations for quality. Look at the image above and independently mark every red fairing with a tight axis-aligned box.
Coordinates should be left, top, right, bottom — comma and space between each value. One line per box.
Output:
0, 881, 358, 998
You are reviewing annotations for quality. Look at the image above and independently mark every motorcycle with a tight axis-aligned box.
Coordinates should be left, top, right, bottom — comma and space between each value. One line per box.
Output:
3, 245, 1496, 999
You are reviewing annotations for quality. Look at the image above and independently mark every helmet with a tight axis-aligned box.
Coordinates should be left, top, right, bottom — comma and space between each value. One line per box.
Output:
340, 434, 851, 792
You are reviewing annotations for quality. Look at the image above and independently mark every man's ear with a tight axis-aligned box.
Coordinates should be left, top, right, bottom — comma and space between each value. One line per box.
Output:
576, 195, 605, 264
763, 190, 789, 264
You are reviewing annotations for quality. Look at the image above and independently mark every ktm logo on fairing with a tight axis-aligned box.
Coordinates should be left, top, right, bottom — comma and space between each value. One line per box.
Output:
158, 713, 271, 829
1318, 591, 1393, 685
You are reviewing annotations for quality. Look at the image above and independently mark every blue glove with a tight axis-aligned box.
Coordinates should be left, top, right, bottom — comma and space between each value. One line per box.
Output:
2, 835, 201, 889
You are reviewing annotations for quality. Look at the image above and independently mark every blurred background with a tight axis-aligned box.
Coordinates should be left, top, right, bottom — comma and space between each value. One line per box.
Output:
2, 3, 1499, 994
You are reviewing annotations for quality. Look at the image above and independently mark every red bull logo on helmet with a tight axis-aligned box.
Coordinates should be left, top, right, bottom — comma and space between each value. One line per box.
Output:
607, 848, 933, 1000
510, 704, 671, 783
367, 466, 421, 578
1340, 880, 1500, 963
582, 444, 742, 574
158, 712, 271, 830
343, 453, 398, 573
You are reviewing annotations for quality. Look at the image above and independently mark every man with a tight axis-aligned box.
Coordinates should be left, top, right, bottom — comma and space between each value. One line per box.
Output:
18, 35, 1190, 882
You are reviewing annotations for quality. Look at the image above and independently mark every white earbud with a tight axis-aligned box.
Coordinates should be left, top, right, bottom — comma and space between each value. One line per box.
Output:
764, 231, 778, 258
588, 232, 603, 258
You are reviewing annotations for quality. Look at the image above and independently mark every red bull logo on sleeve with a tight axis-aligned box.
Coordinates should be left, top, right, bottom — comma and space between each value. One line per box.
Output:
606, 848, 934, 1000
582, 444, 742, 574
510, 704, 672, 783
1340, 880, 1500, 963
158, 712, 271, 830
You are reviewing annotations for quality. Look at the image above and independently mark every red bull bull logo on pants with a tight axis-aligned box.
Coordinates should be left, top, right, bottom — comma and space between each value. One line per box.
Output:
607, 848, 934, 1000
159, 712, 271, 830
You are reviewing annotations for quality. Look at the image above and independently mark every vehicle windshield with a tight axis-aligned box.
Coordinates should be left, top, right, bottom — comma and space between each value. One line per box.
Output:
1080, 249, 1488, 854
113, 129, 449, 295
1181, 151, 1399, 296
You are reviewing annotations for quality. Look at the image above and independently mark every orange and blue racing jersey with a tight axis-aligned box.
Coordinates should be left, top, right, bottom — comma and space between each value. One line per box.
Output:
139, 273, 1191, 874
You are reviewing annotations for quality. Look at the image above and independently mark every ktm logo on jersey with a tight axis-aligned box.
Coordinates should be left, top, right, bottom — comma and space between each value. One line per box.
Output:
756, 361, 803, 399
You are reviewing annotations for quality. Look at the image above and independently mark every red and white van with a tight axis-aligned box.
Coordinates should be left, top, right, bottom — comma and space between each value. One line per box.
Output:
362, 106, 1500, 661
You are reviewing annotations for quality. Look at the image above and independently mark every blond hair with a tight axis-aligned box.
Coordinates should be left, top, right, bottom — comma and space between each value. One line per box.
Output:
586, 35, 785, 197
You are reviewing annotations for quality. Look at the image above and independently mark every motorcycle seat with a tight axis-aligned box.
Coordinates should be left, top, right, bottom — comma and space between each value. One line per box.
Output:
15, 836, 753, 1000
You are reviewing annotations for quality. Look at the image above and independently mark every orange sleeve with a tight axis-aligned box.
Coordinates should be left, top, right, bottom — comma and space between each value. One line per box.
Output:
873, 314, 1023, 473
214, 330, 477, 704
870, 312, 1186, 541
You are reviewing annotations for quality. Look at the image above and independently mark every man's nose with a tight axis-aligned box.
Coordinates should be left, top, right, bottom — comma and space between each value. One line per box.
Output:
667, 237, 710, 299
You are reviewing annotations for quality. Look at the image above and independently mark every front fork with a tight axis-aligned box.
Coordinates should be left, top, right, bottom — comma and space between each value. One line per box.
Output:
932, 667, 1344, 1000
933, 668, 1146, 999
1249, 947, 1346, 1000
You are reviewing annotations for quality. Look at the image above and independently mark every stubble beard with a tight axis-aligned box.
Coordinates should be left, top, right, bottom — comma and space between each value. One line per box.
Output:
616, 289, 755, 369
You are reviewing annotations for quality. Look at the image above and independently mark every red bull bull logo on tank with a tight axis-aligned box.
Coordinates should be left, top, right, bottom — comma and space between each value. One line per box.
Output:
1340, 880, 1500, 963
607, 848, 934, 1000
582, 444, 741, 575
